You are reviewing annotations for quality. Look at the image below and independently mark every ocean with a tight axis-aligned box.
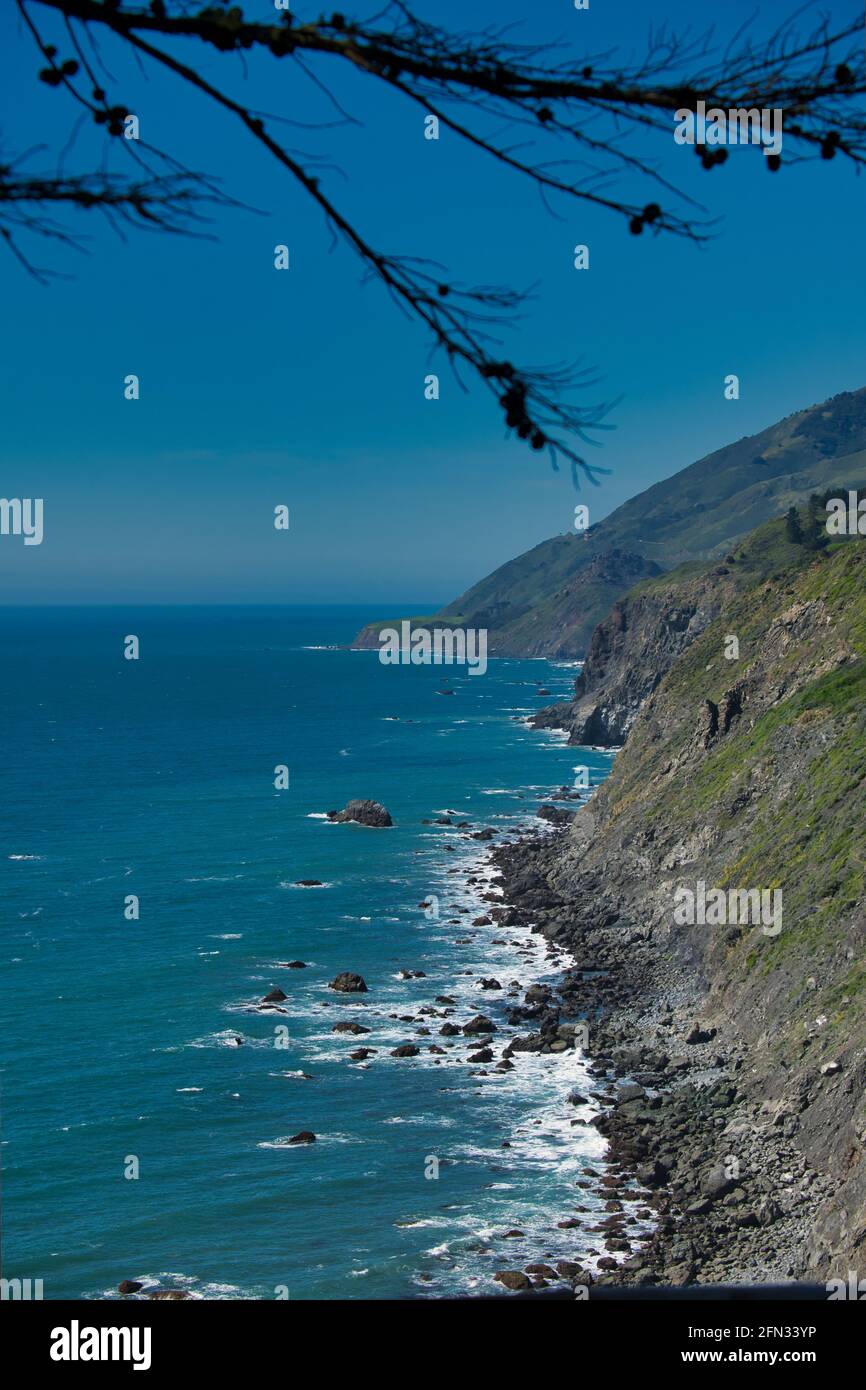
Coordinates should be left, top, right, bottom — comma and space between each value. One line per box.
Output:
0, 606, 615, 1300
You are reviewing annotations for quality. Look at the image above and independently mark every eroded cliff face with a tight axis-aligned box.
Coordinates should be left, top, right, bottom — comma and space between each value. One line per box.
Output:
531, 567, 725, 746
545, 518, 866, 1278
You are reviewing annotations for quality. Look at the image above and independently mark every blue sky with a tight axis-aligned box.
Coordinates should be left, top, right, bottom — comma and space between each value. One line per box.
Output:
1, 0, 864, 604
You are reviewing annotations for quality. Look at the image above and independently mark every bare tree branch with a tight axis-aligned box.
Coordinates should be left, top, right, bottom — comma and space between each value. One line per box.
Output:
6, 0, 864, 479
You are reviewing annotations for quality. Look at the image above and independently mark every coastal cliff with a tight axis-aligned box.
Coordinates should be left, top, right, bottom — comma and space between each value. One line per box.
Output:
506, 508, 866, 1284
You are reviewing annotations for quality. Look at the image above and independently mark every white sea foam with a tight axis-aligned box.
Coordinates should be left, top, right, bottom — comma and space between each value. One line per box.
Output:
184, 874, 244, 882
259, 1131, 359, 1150
188, 1030, 270, 1050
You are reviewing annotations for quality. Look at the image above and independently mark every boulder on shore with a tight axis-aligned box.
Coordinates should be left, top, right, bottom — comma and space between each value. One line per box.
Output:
327, 799, 393, 828
329, 972, 368, 993
536, 803, 575, 826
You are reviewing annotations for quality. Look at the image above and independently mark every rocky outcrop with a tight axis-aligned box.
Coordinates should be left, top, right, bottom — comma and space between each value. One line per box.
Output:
463, 1014, 496, 1035
329, 972, 368, 993
531, 576, 726, 746
494, 1270, 532, 1291
536, 803, 575, 825
327, 799, 393, 827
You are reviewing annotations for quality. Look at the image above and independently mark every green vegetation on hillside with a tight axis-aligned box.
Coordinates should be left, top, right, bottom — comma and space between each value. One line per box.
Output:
597, 511, 866, 1050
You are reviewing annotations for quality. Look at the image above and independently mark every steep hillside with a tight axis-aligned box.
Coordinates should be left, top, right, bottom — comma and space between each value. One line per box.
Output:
534, 512, 866, 1279
353, 387, 866, 657
531, 493, 866, 746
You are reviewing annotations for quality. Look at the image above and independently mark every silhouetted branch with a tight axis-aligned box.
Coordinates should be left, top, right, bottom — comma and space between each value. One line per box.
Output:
7, 0, 865, 478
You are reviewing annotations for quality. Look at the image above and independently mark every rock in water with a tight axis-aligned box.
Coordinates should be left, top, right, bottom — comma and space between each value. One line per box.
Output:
287, 1131, 317, 1145
118, 1280, 144, 1295
326, 799, 393, 827
329, 972, 368, 993
463, 1014, 497, 1035
493, 1271, 531, 1291
262, 988, 287, 1003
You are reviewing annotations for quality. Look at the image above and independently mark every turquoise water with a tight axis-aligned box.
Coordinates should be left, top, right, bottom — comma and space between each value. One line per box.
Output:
1, 606, 613, 1300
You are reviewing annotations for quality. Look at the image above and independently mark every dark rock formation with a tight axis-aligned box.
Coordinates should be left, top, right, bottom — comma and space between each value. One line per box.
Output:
537, 803, 575, 826
463, 1014, 496, 1035
493, 1271, 531, 1291
329, 972, 368, 993
327, 799, 393, 827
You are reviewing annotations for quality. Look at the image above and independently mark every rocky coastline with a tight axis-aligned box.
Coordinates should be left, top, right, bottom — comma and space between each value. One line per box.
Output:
483, 824, 835, 1292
